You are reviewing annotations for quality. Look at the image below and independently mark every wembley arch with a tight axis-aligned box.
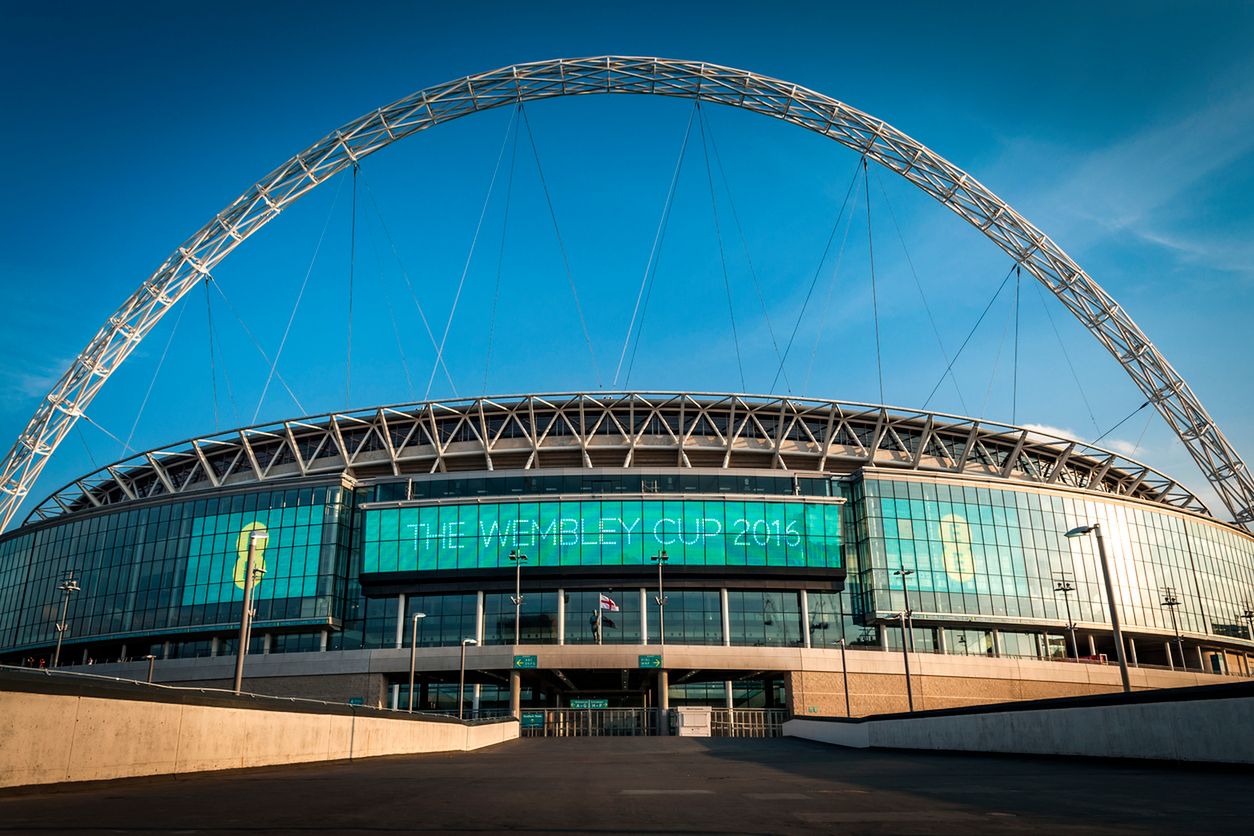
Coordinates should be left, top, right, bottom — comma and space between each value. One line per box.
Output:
2, 56, 1250, 531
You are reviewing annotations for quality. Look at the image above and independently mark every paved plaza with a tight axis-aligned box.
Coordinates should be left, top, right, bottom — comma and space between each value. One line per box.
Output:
1, 737, 1249, 834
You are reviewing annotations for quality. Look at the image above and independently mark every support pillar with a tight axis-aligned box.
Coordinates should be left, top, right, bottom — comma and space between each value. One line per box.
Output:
472, 683, 481, 717
475, 590, 485, 644
657, 670, 669, 735
721, 589, 731, 646
1197, 646, 1206, 670
937, 628, 948, 655
557, 589, 566, 645
1088, 635, 1098, 656
799, 590, 811, 649
394, 594, 406, 649
640, 588, 649, 645
1128, 637, 1138, 666
389, 683, 399, 710
1165, 641, 1174, 671
510, 670, 521, 719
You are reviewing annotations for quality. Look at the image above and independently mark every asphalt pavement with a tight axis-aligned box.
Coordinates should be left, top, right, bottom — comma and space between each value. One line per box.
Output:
1, 737, 1249, 834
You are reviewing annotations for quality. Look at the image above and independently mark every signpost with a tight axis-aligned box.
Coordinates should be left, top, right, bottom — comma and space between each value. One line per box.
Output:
569, 698, 609, 709
520, 711, 545, 729
638, 654, 662, 669
513, 655, 538, 669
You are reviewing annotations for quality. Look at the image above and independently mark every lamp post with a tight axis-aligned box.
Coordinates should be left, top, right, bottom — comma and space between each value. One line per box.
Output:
1160, 588, 1186, 671
51, 571, 81, 668
1238, 604, 1254, 642
893, 566, 915, 712
1053, 573, 1080, 660
509, 550, 529, 646
651, 550, 668, 647
1065, 524, 1131, 693
232, 529, 269, 694
144, 654, 156, 683
838, 637, 851, 717
458, 638, 477, 719
407, 611, 427, 712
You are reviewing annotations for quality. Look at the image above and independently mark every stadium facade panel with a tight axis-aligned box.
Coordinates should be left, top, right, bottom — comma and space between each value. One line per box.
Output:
1, 394, 1251, 711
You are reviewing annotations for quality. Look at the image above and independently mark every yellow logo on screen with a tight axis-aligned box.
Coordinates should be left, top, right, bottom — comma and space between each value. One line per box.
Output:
233, 522, 269, 590
939, 513, 975, 583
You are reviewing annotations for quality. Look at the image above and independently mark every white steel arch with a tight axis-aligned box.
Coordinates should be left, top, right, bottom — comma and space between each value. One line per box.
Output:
2, 56, 1250, 531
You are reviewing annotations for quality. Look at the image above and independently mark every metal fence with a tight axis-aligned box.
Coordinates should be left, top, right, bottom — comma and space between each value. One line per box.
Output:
521, 708, 658, 737
711, 708, 786, 738
519, 707, 786, 737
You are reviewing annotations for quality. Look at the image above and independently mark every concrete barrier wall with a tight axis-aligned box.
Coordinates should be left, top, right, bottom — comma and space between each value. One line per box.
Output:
785, 688, 1254, 764
0, 688, 518, 788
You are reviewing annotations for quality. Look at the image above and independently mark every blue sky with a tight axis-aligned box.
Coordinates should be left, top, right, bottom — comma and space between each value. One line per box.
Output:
1, 1, 1252, 523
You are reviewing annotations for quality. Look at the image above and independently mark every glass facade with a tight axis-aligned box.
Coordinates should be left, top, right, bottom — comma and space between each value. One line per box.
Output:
1, 468, 1252, 667
852, 476, 1254, 642
0, 485, 347, 656
361, 498, 843, 573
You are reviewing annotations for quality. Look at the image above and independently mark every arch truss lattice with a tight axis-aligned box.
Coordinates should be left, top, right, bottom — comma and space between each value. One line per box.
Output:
1, 56, 1250, 531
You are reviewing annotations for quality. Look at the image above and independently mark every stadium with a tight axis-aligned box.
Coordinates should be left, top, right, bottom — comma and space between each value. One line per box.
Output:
1, 59, 1252, 732
2, 392, 1252, 729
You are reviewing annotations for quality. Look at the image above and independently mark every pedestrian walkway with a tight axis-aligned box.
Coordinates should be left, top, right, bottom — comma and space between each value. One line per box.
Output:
1, 737, 1247, 833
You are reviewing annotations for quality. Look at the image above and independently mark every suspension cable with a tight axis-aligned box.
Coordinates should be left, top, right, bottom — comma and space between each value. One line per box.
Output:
872, 168, 967, 413
485, 108, 522, 395
204, 280, 220, 432
125, 300, 188, 451
209, 281, 305, 415
863, 159, 884, 404
803, 184, 859, 392
701, 105, 791, 392
980, 279, 1018, 418
81, 413, 132, 456
359, 188, 416, 401
769, 155, 865, 392
425, 107, 519, 401
74, 425, 98, 470
520, 105, 602, 387
1012, 265, 1021, 424
1032, 282, 1100, 434
254, 175, 345, 423
615, 102, 697, 388
1093, 400, 1150, 446
922, 264, 1017, 410
358, 172, 458, 396
697, 103, 746, 391
347, 163, 358, 408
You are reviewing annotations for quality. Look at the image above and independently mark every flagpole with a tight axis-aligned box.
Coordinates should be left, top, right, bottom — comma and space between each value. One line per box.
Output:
597, 593, 603, 646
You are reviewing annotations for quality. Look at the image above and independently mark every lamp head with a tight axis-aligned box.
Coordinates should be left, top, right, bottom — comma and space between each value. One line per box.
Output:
1065, 525, 1097, 539
509, 550, 528, 563
412, 611, 427, 621
652, 551, 669, 562
462, 638, 478, 646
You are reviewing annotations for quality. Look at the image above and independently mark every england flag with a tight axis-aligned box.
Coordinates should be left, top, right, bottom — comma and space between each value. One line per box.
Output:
599, 593, 620, 612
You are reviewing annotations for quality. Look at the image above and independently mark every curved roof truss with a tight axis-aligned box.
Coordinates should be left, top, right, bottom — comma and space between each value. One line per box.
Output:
1, 57, 1249, 530
28, 393, 1208, 522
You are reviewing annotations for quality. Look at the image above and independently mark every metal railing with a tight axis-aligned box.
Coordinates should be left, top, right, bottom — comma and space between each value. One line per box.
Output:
521, 708, 657, 737
711, 708, 786, 738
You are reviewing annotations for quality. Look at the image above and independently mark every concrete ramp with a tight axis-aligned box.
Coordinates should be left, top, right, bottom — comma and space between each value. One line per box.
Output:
0, 668, 517, 788
785, 680, 1254, 764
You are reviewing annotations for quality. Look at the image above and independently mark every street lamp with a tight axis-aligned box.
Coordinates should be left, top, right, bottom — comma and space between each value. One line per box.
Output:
144, 654, 156, 684
1065, 524, 1131, 693
509, 550, 529, 645
651, 550, 668, 647
458, 638, 478, 720
892, 566, 915, 712
407, 611, 427, 712
1053, 573, 1080, 660
838, 637, 851, 717
232, 529, 269, 694
1160, 588, 1186, 671
51, 571, 81, 668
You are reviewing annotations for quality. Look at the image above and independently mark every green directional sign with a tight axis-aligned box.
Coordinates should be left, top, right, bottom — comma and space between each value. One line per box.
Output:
513, 655, 538, 669
569, 699, 609, 709
638, 654, 662, 669
520, 711, 545, 729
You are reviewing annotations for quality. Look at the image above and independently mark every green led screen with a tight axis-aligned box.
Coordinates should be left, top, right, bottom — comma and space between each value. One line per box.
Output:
362, 499, 842, 573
